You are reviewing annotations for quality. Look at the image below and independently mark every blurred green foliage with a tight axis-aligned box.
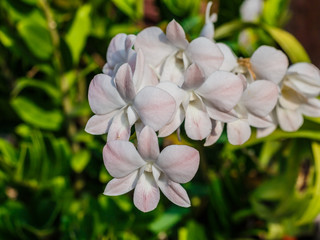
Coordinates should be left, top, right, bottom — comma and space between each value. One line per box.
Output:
0, 0, 319, 239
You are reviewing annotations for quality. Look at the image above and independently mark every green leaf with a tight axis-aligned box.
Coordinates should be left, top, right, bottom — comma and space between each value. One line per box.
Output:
13, 78, 61, 104
259, 141, 282, 170
65, 4, 91, 64
111, 0, 143, 20
296, 141, 320, 225
263, 25, 310, 63
11, 97, 63, 130
71, 150, 90, 173
17, 19, 53, 60
214, 20, 247, 40
0, 139, 18, 166
149, 206, 189, 233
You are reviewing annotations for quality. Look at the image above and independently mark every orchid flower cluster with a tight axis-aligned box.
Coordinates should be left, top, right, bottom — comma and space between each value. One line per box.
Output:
85, 3, 320, 212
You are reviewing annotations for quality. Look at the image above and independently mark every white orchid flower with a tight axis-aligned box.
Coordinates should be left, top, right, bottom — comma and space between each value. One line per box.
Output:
134, 19, 223, 86
85, 51, 176, 141
103, 126, 200, 212
200, 1, 218, 40
159, 63, 244, 140
102, 33, 137, 77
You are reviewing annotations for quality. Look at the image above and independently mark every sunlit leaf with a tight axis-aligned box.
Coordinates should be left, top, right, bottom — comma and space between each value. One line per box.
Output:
214, 20, 247, 40
71, 150, 90, 173
65, 4, 91, 64
11, 97, 63, 130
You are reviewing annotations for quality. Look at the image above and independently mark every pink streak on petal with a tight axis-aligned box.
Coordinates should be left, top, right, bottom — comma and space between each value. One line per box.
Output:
227, 119, 251, 145
138, 126, 160, 160
114, 64, 136, 102
103, 170, 139, 196
166, 20, 189, 49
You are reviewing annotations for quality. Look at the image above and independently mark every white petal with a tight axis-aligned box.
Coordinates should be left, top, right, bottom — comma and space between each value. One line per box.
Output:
103, 141, 145, 178
127, 105, 139, 126
158, 106, 185, 137
185, 98, 212, 140
247, 113, 274, 128
115, 64, 136, 102
206, 104, 238, 122
240, 0, 263, 22
133, 86, 176, 131
299, 98, 320, 117
227, 119, 251, 145
103, 170, 139, 196
186, 37, 223, 76
107, 111, 131, 142
137, 126, 160, 160
88, 74, 125, 114
242, 80, 278, 117
157, 82, 188, 108
166, 20, 189, 49
159, 52, 185, 86
286, 63, 320, 97
256, 125, 277, 138
279, 83, 306, 110
157, 145, 200, 184
85, 111, 117, 135
157, 174, 191, 207
217, 43, 238, 71
134, 27, 176, 67
133, 172, 160, 212
204, 120, 224, 146
197, 71, 243, 112
276, 106, 303, 132
182, 63, 205, 90
250, 45, 288, 84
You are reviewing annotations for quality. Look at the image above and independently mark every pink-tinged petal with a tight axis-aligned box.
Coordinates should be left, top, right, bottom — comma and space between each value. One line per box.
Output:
114, 64, 136, 102
127, 105, 139, 126
166, 20, 189, 49
102, 63, 113, 76
157, 82, 188, 108
85, 111, 117, 135
133, 50, 159, 91
185, 98, 212, 140
287, 63, 320, 97
217, 43, 238, 71
135, 27, 176, 67
206, 104, 238, 122
182, 63, 205, 90
133, 172, 160, 212
197, 71, 243, 112
248, 113, 274, 128
156, 145, 200, 184
134, 120, 145, 139
157, 174, 190, 207
256, 125, 277, 138
103, 170, 139, 196
299, 98, 320, 117
279, 83, 306, 110
107, 111, 131, 142
227, 119, 251, 145
204, 120, 224, 146
158, 106, 185, 137
250, 46, 288, 84
137, 126, 160, 160
242, 80, 279, 117
186, 37, 223, 76
276, 106, 303, 132
88, 74, 126, 114
159, 52, 185, 86
103, 141, 145, 178
133, 86, 176, 131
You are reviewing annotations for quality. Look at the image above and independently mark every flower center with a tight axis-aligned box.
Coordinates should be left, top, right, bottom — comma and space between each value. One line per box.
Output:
144, 162, 153, 173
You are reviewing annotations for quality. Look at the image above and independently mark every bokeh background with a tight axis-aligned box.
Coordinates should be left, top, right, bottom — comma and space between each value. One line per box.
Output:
1, 0, 320, 239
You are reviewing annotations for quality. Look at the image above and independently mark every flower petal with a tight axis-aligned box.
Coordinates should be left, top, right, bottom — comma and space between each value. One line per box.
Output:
247, 113, 274, 128
85, 111, 117, 135
133, 86, 176, 131
250, 45, 288, 84
103, 140, 145, 178
157, 174, 191, 207
227, 119, 251, 145
185, 98, 212, 140
103, 170, 139, 196
286, 63, 320, 97
182, 63, 205, 90
242, 80, 278, 117
133, 172, 160, 212
159, 52, 185, 86
114, 64, 136, 102
299, 98, 320, 117
158, 106, 185, 137
217, 43, 238, 71
137, 126, 160, 160
135, 27, 176, 67
205, 104, 238, 122
276, 106, 303, 132
88, 74, 125, 114
204, 120, 224, 146
127, 105, 139, 126
197, 71, 243, 112
157, 145, 200, 184
166, 20, 189, 49
107, 111, 131, 142
186, 37, 223, 76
